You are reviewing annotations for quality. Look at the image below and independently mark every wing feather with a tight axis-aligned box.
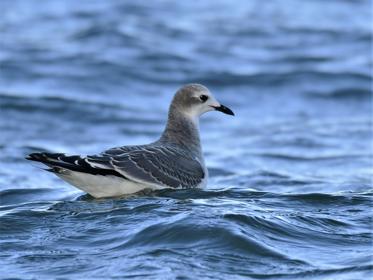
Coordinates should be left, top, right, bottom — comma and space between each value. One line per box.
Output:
87, 145, 204, 188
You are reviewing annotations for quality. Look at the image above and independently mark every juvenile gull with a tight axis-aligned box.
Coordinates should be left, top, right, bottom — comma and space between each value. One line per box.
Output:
26, 84, 234, 198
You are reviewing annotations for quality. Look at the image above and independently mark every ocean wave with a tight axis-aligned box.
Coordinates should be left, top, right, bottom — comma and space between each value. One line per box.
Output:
0, 186, 371, 278
307, 88, 372, 99
191, 70, 372, 87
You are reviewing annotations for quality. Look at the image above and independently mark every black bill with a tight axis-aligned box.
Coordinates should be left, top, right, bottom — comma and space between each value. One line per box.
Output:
212, 104, 235, 116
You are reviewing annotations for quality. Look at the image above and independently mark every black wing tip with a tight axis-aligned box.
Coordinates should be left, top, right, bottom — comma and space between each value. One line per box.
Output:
26, 152, 128, 179
25, 152, 64, 163
26, 152, 44, 161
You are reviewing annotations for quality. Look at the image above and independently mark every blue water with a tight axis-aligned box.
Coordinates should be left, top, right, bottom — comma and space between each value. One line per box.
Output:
0, 0, 372, 279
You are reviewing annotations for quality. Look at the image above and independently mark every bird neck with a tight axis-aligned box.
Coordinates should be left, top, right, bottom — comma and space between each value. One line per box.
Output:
159, 106, 202, 158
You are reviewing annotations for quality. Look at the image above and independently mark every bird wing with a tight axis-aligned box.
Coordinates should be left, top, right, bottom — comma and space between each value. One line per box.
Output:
86, 145, 205, 188
26, 152, 126, 178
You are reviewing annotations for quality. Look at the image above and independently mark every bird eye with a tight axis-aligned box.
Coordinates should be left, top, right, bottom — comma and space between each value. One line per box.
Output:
199, 95, 208, 102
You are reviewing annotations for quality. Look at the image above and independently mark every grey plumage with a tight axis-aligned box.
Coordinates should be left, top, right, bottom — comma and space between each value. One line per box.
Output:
86, 144, 205, 188
26, 84, 234, 197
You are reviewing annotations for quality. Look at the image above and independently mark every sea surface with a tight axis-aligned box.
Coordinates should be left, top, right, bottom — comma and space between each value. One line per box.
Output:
0, 1, 372, 279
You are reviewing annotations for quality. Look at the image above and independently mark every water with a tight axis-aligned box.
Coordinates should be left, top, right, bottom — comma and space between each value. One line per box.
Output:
0, 0, 372, 279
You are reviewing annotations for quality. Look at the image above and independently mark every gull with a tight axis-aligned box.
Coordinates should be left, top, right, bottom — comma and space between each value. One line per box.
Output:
26, 84, 234, 198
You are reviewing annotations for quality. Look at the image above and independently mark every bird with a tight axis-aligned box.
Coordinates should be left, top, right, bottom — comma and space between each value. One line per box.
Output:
26, 84, 234, 198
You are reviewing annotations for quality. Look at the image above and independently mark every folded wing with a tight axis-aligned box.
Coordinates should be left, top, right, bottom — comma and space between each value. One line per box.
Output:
86, 145, 205, 188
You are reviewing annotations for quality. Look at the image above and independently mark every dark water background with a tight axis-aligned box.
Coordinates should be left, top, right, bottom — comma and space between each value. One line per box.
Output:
0, 0, 372, 279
